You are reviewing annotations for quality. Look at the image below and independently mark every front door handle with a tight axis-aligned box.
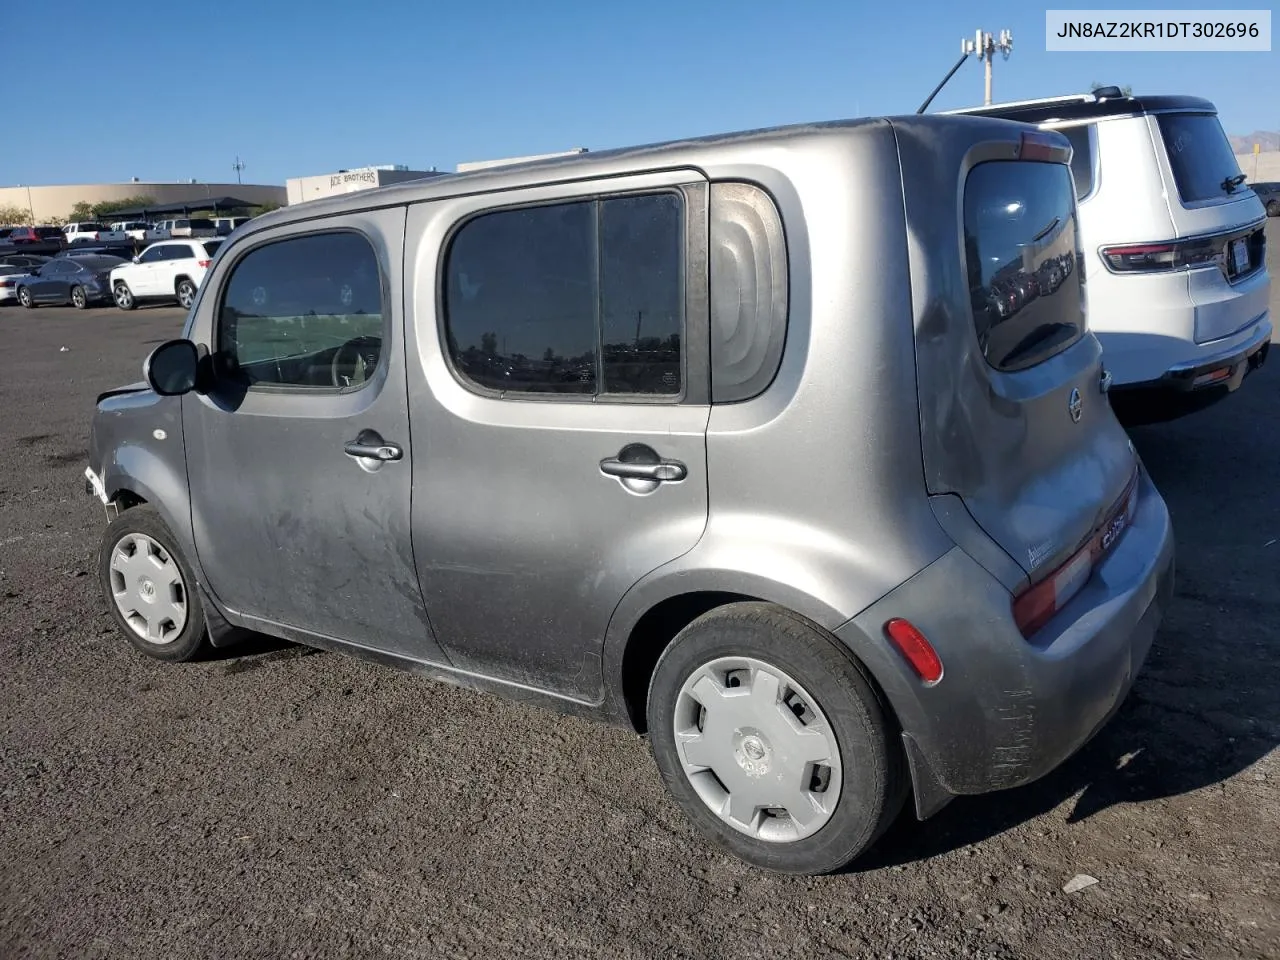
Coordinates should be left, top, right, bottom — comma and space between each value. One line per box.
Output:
600, 455, 687, 482
344, 432, 402, 462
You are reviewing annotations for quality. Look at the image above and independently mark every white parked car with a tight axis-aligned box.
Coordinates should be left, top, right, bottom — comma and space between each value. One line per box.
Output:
213, 215, 252, 236
152, 217, 217, 238
109, 238, 224, 310
0, 264, 32, 303
63, 222, 128, 245
110, 221, 159, 241
948, 90, 1271, 423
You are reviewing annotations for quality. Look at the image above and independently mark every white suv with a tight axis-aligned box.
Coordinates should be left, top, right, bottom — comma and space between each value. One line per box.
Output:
949, 91, 1271, 423
109, 239, 223, 310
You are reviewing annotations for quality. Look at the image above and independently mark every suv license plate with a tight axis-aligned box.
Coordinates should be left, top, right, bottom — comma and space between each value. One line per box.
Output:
1230, 238, 1250, 275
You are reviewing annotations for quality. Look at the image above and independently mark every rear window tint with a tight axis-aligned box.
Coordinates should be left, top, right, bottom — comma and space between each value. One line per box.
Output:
1060, 126, 1094, 198
201, 240, 224, 256
189, 218, 214, 229
36, 228, 63, 238
1156, 113, 1242, 204
964, 161, 1085, 373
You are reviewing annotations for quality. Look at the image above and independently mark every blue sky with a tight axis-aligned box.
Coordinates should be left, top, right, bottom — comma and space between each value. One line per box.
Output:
7, 0, 1277, 186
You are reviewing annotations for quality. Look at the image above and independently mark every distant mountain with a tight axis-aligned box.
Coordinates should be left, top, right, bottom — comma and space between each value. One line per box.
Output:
1230, 131, 1280, 153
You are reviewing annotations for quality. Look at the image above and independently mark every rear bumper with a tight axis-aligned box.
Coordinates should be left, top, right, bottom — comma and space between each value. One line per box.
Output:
836, 467, 1174, 810
1108, 315, 1269, 423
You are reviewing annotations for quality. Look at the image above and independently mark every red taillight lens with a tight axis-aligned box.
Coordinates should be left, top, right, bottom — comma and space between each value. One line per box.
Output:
1012, 470, 1141, 638
1101, 237, 1219, 274
884, 619, 944, 684
197, 259, 211, 268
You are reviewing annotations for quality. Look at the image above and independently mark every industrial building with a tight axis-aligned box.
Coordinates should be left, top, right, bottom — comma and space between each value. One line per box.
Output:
0, 181, 285, 223
286, 165, 445, 205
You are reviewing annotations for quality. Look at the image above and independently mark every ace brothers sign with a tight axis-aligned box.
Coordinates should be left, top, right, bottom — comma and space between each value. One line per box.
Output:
329, 169, 379, 191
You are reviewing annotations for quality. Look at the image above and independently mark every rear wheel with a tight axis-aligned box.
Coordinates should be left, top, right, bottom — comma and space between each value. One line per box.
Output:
98, 506, 208, 663
113, 282, 136, 310
1267, 199, 1280, 218
647, 602, 907, 875
176, 279, 196, 309
70, 285, 88, 309
17, 286, 34, 308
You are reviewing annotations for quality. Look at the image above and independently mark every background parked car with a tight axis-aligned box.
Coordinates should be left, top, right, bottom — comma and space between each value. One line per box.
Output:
0, 253, 50, 270
214, 216, 251, 236
109, 238, 223, 310
152, 217, 216, 238
0, 264, 32, 303
2, 226, 66, 254
15, 254, 125, 309
63, 222, 128, 245
109, 221, 156, 240
1252, 181, 1280, 216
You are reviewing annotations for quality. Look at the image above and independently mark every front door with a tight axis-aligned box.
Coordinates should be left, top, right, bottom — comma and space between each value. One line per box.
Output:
181, 207, 444, 662
33, 259, 72, 302
131, 243, 168, 295
404, 174, 711, 702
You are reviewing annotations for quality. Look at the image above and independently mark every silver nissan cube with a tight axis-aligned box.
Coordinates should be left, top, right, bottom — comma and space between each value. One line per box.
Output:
85, 115, 1175, 875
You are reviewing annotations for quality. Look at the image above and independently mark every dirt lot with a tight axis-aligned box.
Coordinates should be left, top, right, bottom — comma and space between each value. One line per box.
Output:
1, 227, 1278, 960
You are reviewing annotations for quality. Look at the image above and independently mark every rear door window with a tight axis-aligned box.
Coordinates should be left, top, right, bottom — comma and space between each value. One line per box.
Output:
1156, 113, 1243, 204
964, 161, 1085, 372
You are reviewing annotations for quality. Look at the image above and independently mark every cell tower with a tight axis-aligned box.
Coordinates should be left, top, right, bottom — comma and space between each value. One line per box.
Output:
962, 29, 1013, 105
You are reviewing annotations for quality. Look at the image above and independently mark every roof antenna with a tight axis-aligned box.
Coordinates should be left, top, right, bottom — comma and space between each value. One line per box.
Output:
917, 39, 975, 114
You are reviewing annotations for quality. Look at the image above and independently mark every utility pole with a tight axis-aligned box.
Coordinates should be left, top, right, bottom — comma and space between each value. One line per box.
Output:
965, 29, 1013, 105
232, 157, 246, 185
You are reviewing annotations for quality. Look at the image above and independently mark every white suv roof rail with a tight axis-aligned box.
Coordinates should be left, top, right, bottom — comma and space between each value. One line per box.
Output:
942, 93, 1099, 115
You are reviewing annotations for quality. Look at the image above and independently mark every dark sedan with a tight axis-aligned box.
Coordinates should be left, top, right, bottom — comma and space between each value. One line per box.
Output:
15, 255, 126, 309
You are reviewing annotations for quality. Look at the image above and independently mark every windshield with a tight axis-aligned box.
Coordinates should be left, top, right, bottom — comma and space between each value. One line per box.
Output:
1157, 113, 1244, 204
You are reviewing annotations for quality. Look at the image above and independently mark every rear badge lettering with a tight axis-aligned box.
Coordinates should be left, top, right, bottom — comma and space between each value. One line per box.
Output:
1027, 539, 1056, 569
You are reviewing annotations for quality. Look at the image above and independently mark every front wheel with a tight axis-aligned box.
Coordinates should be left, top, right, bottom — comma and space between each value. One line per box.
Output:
98, 506, 208, 662
70, 285, 88, 309
647, 603, 907, 875
176, 279, 196, 309
113, 282, 136, 310
17, 286, 34, 308
1268, 199, 1280, 218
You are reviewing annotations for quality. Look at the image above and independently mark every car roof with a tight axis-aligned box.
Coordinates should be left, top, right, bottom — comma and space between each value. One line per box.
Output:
943, 93, 1216, 125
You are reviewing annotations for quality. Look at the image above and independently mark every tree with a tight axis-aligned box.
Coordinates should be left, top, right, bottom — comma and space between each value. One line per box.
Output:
0, 205, 31, 226
249, 202, 282, 216
69, 201, 96, 221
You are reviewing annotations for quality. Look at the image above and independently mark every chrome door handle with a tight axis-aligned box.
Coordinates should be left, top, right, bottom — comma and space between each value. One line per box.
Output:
344, 438, 402, 461
599, 457, 686, 482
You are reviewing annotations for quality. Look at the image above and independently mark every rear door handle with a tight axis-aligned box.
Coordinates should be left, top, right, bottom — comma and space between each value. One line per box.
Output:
344, 436, 402, 462
599, 457, 686, 482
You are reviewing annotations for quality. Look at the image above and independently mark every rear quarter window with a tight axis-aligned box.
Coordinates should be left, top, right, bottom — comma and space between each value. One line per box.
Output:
964, 161, 1086, 373
1156, 113, 1242, 205
1059, 126, 1095, 198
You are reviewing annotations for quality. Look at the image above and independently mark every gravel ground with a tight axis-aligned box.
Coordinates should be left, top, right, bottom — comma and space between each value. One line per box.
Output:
1, 226, 1278, 960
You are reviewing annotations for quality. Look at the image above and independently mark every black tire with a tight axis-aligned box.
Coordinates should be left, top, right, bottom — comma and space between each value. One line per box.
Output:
113, 282, 136, 311
97, 506, 208, 663
17, 286, 34, 309
176, 278, 196, 310
70, 285, 88, 309
1268, 199, 1280, 218
647, 602, 907, 875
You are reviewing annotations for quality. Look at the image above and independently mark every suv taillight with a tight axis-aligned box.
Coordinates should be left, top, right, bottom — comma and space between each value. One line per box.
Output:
197, 259, 211, 268
1100, 237, 1219, 274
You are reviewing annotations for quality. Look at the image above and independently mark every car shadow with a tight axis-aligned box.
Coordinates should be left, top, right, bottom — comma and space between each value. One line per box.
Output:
857, 365, 1280, 869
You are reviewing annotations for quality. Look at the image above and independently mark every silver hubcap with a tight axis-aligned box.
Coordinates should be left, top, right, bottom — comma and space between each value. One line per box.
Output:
73, 288, 84, 306
108, 532, 187, 644
115, 286, 131, 307
673, 656, 842, 843
178, 284, 193, 307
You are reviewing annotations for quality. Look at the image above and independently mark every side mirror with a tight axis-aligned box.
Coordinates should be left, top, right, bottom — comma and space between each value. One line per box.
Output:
29, 267, 40, 276
144, 339, 200, 396
132, 256, 140, 264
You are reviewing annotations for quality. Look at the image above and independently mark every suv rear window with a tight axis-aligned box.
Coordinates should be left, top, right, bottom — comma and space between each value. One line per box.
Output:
36, 228, 64, 238
964, 161, 1085, 372
200, 240, 224, 256
1156, 113, 1243, 204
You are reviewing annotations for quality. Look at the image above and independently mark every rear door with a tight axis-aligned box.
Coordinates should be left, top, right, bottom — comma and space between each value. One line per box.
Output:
1149, 111, 1269, 343
904, 125, 1137, 587
405, 173, 711, 702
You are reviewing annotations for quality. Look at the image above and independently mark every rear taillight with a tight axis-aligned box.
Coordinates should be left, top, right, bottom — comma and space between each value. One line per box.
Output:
1100, 236, 1219, 274
92, 232, 100, 240
1012, 471, 1140, 638
197, 259, 211, 268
